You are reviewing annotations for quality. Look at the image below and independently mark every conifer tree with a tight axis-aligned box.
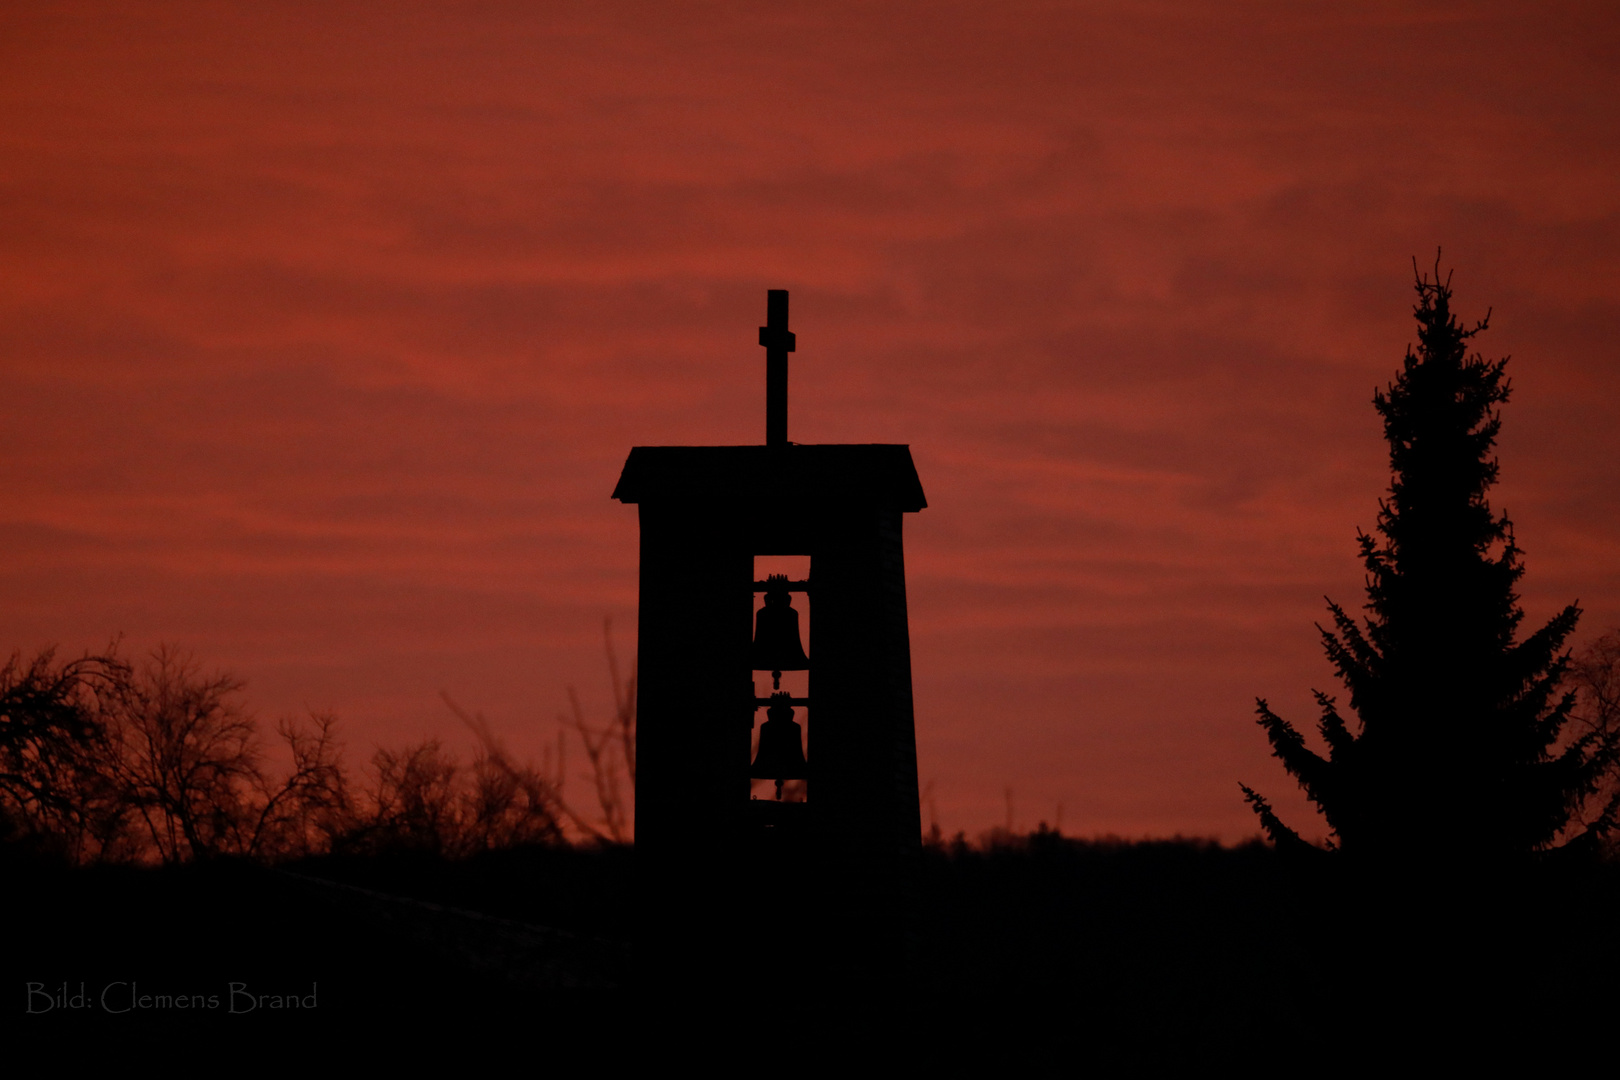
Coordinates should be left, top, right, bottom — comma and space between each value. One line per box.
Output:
1242, 260, 1612, 860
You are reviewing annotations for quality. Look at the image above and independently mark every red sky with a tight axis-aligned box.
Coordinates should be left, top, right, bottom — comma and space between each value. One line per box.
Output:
3, 1, 1618, 841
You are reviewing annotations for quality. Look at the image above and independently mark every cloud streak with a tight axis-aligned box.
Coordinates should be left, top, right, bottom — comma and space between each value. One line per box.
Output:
3, 1, 1617, 837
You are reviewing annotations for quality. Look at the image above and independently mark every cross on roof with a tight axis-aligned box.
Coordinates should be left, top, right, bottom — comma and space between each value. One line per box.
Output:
758, 289, 796, 446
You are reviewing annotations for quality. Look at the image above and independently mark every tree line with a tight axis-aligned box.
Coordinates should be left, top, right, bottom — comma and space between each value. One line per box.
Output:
0, 636, 636, 865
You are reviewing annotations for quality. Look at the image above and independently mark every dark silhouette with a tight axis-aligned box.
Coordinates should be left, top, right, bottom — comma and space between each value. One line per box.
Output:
0, 646, 127, 861
613, 289, 927, 990
1570, 628, 1620, 838
760, 287, 796, 445
550, 617, 637, 843
748, 573, 811, 688
109, 646, 295, 861
1242, 257, 1614, 860
750, 692, 809, 800
0, 639, 629, 864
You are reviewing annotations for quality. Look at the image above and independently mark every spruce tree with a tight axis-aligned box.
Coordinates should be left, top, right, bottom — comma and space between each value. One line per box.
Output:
1242, 261, 1611, 861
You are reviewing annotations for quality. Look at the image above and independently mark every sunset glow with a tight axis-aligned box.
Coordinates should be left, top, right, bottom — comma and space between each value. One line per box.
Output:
4, 1, 1618, 840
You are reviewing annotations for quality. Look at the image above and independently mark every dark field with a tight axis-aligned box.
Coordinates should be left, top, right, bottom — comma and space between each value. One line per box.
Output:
8, 836, 1617, 1062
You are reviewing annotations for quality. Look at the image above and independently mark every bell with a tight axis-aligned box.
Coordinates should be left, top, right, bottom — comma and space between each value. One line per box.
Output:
751, 693, 808, 800
750, 574, 810, 686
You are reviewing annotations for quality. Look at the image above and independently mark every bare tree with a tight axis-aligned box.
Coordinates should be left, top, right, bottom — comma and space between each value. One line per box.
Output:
436, 618, 636, 846
103, 646, 267, 862
0, 646, 131, 861
605, 617, 636, 795
328, 688, 568, 857
1568, 630, 1620, 839
4, 629, 633, 863
443, 696, 566, 851
358, 739, 461, 855
94, 645, 353, 863
557, 618, 636, 843
245, 712, 351, 859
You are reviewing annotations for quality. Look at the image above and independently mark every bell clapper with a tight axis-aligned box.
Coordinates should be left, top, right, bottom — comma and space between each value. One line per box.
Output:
775, 778, 785, 801
772, 669, 782, 690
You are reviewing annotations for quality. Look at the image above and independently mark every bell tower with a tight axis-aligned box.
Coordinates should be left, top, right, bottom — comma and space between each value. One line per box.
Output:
613, 290, 926, 988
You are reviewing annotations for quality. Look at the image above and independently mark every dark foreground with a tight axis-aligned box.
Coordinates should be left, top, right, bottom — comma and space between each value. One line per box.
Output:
8, 836, 1617, 1063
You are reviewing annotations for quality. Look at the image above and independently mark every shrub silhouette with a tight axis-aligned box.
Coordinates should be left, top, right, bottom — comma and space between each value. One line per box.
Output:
0, 638, 618, 864
0, 646, 130, 861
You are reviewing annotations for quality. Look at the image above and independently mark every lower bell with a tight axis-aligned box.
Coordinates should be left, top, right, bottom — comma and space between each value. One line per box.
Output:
751, 693, 807, 800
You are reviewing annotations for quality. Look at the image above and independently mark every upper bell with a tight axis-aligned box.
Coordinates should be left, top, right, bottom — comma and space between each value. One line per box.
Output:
749, 574, 810, 673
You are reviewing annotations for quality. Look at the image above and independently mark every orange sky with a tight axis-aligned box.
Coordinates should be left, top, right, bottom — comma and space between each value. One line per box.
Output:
3, 1, 1618, 840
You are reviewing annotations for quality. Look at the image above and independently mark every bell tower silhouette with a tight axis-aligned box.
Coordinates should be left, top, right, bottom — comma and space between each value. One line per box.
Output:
613, 289, 926, 988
